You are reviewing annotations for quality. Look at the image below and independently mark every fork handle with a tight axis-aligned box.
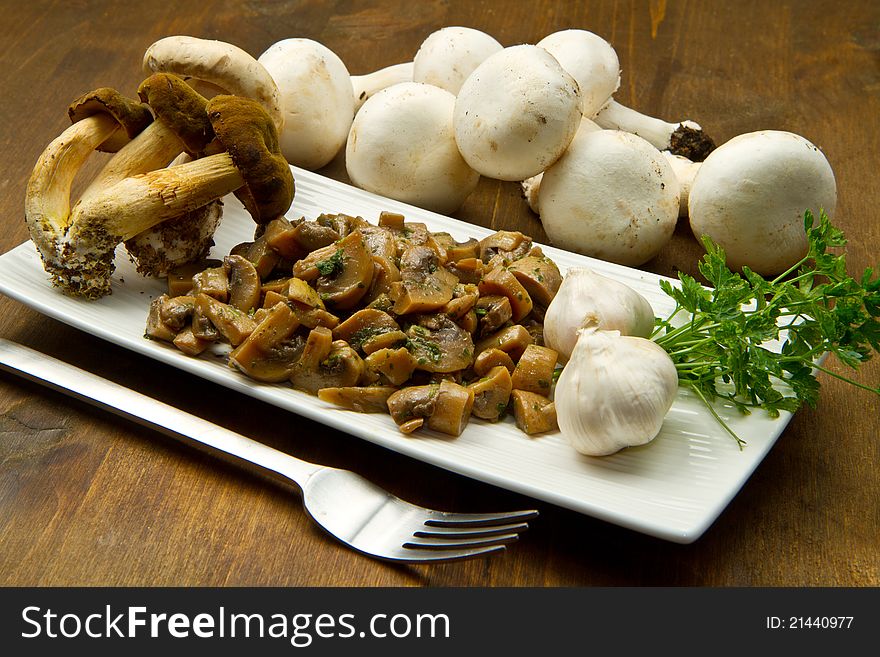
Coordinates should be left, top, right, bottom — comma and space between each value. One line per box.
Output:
0, 339, 322, 488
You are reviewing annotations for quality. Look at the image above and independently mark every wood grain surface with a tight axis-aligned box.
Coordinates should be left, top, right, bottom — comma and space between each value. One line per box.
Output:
0, 0, 877, 586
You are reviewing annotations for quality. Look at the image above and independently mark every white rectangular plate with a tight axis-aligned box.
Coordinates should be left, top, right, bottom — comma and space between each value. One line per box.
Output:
0, 167, 793, 543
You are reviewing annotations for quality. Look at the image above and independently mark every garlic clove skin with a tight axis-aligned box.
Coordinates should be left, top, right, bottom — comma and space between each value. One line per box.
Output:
556, 328, 679, 456
543, 267, 656, 362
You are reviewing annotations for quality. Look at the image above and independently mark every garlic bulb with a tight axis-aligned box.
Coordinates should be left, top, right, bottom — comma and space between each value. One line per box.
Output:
555, 328, 678, 456
543, 267, 656, 362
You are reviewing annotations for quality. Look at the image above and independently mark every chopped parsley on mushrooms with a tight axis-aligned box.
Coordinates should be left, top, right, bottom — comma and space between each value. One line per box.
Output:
147, 214, 562, 438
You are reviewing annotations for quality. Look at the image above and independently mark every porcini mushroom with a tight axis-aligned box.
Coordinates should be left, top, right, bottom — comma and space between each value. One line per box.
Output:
142, 35, 284, 132
25, 87, 293, 298
537, 128, 680, 267
257, 38, 356, 169
346, 82, 480, 213
537, 29, 715, 161
94, 74, 221, 276
453, 45, 582, 181
685, 130, 837, 275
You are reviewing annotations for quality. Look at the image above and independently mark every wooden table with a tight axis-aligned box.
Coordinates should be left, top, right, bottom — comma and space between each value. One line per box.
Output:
1, 0, 877, 587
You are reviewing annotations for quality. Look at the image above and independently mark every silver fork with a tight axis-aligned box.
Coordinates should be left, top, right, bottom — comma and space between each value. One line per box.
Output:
0, 339, 537, 563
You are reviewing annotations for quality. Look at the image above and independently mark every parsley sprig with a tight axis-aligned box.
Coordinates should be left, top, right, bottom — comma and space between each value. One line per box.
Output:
652, 210, 880, 447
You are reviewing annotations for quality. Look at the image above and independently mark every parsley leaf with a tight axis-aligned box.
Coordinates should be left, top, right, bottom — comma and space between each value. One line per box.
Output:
654, 210, 880, 448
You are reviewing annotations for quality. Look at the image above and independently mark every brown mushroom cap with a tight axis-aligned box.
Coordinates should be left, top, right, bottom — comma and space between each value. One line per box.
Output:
68, 87, 154, 152
137, 73, 215, 154
206, 94, 294, 224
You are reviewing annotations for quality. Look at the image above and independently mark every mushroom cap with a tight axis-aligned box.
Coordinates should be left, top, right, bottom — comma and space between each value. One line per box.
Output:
143, 35, 284, 133
258, 38, 355, 170
453, 44, 582, 181
137, 73, 215, 154
412, 26, 503, 95
206, 94, 294, 224
537, 29, 621, 117
539, 129, 680, 266
688, 130, 837, 275
345, 82, 480, 214
67, 87, 153, 152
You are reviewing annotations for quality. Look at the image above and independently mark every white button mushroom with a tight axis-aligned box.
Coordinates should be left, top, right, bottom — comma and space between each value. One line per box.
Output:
537, 28, 715, 161
453, 44, 582, 181
685, 130, 837, 276
412, 26, 503, 94
351, 26, 504, 110
520, 117, 602, 214
351, 62, 415, 111
536, 29, 620, 118
345, 82, 480, 214
538, 128, 680, 267
258, 38, 356, 170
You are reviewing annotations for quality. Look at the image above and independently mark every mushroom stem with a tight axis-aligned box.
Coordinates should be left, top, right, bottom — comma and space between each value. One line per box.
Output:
536, 29, 716, 162
69, 152, 244, 242
25, 114, 120, 263
75, 120, 188, 208
351, 62, 413, 110
662, 151, 701, 217
594, 99, 715, 161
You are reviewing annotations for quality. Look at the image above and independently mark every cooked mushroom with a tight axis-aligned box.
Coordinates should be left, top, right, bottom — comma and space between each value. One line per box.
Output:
332, 309, 400, 351
172, 326, 214, 356
474, 324, 533, 361
289, 328, 365, 394
228, 301, 303, 382
468, 365, 513, 421
478, 267, 533, 322
290, 220, 340, 253
475, 294, 512, 337
146, 295, 180, 341
511, 390, 558, 435
243, 236, 283, 279
191, 265, 229, 302
167, 259, 221, 296
505, 255, 563, 307
286, 277, 325, 309
478, 230, 533, 264
443, 283, 480, 321
364, 347, 419, 386
293, 230, 374, 309
386, 379, 474, 436
392, 246, 458, 315
225, 254, 261, 312
405, 314, 474, 373
362, 255, 402, 305
317, 386, 398, 413
263, 216, 307, 261
510, 344, 558, 395
445, 257, 484, 285
473, 348, 515, 376
195, 293, 256, 346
